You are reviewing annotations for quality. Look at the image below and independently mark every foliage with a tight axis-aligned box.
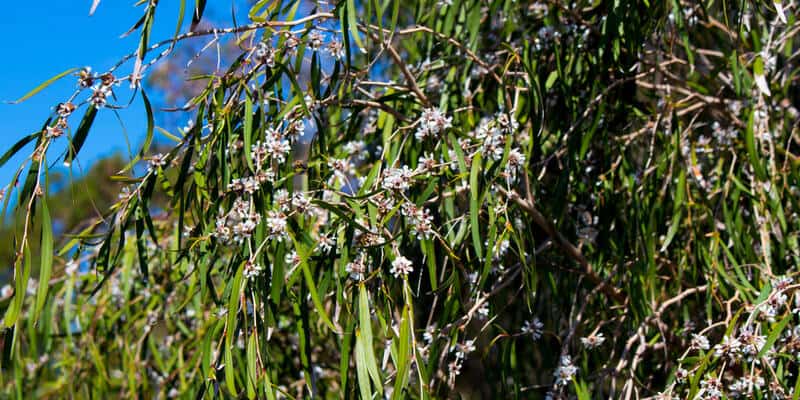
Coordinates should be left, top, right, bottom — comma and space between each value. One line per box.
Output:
1, 0, 799, 399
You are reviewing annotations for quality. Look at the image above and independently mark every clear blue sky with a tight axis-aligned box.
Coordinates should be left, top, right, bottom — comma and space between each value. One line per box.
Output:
0, 1, 235, 188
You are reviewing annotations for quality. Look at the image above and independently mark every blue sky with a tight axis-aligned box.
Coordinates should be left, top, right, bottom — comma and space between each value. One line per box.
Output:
0, 1, 236, 188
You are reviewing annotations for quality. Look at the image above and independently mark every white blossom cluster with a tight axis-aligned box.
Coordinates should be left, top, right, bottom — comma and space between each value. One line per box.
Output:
414, 107, 452, 140
215, 198, 262, 244
381, 165, 414, 192
389, 256, 413, 278
401, 203, 434, 240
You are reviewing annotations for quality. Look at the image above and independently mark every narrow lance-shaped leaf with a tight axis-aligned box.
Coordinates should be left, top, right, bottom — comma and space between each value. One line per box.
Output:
65, 106, 98, 166
7, 68, 79, 104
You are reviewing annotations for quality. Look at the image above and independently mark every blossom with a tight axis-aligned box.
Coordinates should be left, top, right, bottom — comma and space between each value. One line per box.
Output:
0, 284, 13, 299
674, 367, 689, 383
317, 232, 335, 253
265, 134, 291, 163
505, 148, 527, 182
381, 166, 414, 192
699, 376, 723, 399
148, 153, 167, 173
65, 259, 79, 276
285, 119, 305, 141
285, 251, 300, 268
56, 102, 76, 118
328, 158, 353, 182
308, 30, 325, 50
345, 253, 367, 281
326, 39, 345, 60
580, 332, 605, 349
243, 261, 263, 280
291, 192, 311, 213
89, 84, 112, 108
417, 152, 437, 173
414, 108, 452, 140
266, 211, 288, 242
390, 256, 413, 278
480, 126, 505, 161
343, 140, 367, 160
553, 355, 577, 387
254, 42, 275, 67
691, 334, 710, 350
713, 335, 742, 360
402, 203, 434, 240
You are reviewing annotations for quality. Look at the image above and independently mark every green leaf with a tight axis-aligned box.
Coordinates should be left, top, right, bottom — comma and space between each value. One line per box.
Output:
33, 195, 53, 322
292, 235, 336, 331
7, 68, 79, 104
243, 91, 254, 171
358, 285, 383, 394
470, 153, 483, 259
65, 106, 98, 166
0, 132, 39, 170
345, 0, 366, 53
545, 70, 558, 90
140, 90, 155, 157
191, 0, 206, 31
757, 312, 791, 358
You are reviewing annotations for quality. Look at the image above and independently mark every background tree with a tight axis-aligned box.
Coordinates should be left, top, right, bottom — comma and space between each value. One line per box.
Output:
0, 0, 799, 399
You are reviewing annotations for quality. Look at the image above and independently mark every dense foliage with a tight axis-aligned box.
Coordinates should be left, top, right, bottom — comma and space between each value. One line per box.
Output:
1, 0, 799, 398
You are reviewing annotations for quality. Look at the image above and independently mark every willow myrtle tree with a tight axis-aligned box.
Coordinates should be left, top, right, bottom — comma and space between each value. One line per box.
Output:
1, 0, 799, 398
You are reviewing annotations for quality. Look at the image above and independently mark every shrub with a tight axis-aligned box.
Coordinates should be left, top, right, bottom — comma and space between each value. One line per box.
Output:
1, 0, 799, 398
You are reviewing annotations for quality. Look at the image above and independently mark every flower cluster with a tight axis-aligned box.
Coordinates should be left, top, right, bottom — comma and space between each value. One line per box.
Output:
390, 256, 413, 278
401, 203, 434, 240
215, 198, 262, 244
414, 107, 452, 140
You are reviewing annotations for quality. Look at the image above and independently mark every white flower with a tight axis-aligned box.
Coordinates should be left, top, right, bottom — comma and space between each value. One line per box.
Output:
274, 189, 290, 211
285, 251, 300, 268
381, 166, 414, 192
699, 376, 723, 398
477, 302, 489, 318
345, 253, 367, 281
243, 261, 263, 280
317, 233, 335, 253
522, 318, 544, 340
461, 339, 476, 355
553, 355, 577, 387
65, 259, 79, 276
713, 335, 742, 360
232, 213, 260, 244
89, 84, 112, 108
291, 192, 311, 212
328, 158, 353, 182
326, 40, 345, 60
729, 375, 764, 397
402, 203, 434, 240
241, 176, 260, 194
0, 284, 13, 299
390, 256, 413, 278
266, 211, 288, 242
691, 333, 710, 350
674, 367, 689, 383
414, 108, 452, 140
505, 148, 527, 182
147, 153, 167, 173
480, 126, 505, 161
580, 332, 605, 349
254, 42, 275, 67
417, 152, 437, 173
285, 119, 305, 141
423, 325, 437, 344
308, 30, 325, 50
265, 134, 291, 163
343, 140, 367, 160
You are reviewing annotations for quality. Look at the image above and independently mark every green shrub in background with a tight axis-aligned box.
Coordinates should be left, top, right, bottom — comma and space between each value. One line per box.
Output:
1, 0, 799, 398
